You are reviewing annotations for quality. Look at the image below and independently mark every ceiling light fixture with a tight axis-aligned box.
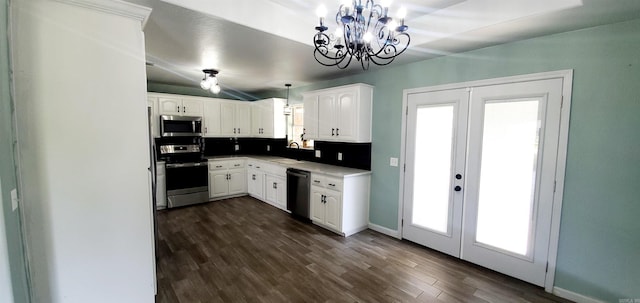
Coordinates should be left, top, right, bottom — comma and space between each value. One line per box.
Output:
283, 83, 292, 116
200, 69, 221, 94
313, 0, 410, 70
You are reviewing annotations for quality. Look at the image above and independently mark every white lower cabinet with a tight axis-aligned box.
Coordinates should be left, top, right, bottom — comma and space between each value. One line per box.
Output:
208, 159, 247, 199
247, 168, 265, 200
156, 162, 166, 209
265, 175, 286, 210
310, 173, 370, 236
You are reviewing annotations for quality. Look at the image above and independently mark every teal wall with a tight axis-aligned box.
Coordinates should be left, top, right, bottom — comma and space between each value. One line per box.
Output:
147, 18, 640, 301
285, 19, 640, 302
1, 0, 30, 301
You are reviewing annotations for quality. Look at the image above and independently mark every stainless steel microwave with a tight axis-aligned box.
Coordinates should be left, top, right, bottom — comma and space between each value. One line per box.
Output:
160, 115, 202, 137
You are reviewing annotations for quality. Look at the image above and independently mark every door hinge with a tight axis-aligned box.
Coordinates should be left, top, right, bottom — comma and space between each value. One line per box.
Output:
403, 163, 406, 172
560, 96, 564, 108
545, 262, 549, 273
406, 106, 408, 115
401, 219, 404, 227
553, 180, 557, 193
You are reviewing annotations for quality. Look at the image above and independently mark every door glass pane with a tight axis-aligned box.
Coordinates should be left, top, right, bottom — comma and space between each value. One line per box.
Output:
476, 100, 540, 256
412, 105, 454, 234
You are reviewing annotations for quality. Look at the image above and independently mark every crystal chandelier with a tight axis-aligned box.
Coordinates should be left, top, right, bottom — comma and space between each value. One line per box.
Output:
200, 69, 221, 94
313, 0, 410, 70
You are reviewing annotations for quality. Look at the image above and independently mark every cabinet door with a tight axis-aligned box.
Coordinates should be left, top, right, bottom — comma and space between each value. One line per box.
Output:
247, 170, 264, 200
210, 171, 229, 198
317, 94, 336, 140
303, 95, 319, 140
310, 188, 325, 223
324, 190, 342, 231
203, 101, 221, 137
260, 103, 275, 138
235, 103, 251, 136
182, 99, 204, 116
336, 90, 357, 141
274, 176, 287, 210
228, 169, 247, 195
250, 104, 264, 137
220, 102, 236, 136
265, 175, 278, 206
158, 97, 181, 115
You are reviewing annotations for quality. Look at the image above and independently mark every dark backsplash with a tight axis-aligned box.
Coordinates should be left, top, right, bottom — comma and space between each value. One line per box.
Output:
202, 138, 371, 170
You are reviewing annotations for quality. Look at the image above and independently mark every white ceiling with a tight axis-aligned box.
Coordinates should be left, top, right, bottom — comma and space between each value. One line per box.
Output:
130, 0, 640, 99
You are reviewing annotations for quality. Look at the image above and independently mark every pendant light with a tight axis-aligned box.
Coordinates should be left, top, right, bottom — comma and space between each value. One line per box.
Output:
283, 83, 292, 116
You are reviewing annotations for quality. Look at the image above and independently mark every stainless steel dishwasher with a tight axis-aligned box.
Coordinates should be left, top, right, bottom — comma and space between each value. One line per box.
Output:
286, 168, 311, 220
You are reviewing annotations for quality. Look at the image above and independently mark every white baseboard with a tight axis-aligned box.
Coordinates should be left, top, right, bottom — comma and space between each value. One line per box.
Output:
553, 287, 606, 303
368, 223, 401, 239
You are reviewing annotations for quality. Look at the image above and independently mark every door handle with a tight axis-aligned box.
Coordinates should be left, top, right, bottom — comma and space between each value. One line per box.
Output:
456, 174, 462, 180
454, 186, 462, 192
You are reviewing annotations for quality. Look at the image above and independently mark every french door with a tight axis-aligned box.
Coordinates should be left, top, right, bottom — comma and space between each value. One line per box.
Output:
402, 77, 565, 287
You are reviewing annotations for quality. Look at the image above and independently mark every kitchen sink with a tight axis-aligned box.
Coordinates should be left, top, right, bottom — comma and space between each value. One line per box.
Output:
274, 158, 306, 165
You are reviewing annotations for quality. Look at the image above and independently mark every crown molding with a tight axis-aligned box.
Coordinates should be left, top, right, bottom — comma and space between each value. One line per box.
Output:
53, 0, 152, 29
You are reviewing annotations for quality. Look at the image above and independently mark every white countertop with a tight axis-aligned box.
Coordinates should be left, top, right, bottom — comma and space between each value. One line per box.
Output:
206, 155, 371, 178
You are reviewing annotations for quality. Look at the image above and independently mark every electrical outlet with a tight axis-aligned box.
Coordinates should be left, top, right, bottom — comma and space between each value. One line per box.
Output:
266, 145, 270, 152
11, 188, 18, 211
234, 144, 239, 151
337, 152, 343, 161
390, 157, 399, 167
315, 150, 321, 158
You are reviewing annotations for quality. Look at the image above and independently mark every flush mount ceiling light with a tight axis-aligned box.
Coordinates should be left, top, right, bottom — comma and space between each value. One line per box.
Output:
200, 69, 221, 94
313, 0, 410, 70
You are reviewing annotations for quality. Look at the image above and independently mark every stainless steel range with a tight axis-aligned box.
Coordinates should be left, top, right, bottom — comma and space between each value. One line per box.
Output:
159, 142, 209, 208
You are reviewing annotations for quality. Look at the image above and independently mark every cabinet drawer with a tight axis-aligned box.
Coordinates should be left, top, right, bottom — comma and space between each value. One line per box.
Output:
311, 174, 324, 187
208, 161, 227, 170
325, 177, 343, 192
229, 160, 245, 169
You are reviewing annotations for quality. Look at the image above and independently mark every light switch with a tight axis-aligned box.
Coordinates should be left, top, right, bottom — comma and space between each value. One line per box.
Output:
266, 145, 270, 152
337, 152, 343, 161
11, 188, 18, 211
234, 144, 239, 151
315, 150, 321, 158
390, 157, 399, 167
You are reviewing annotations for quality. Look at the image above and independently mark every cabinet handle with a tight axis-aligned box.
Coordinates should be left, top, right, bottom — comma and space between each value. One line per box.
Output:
176, 105, 180, 112
252, 175, 256, 180
205, 127, 208, 133
273, 182, 277, 189
233, 128, 236, 134
216, 165, 222, 168
336, 128, 339, 136
238, 128, 241, 133
331, 128, 335, 136
256, 166, 261, 169
234, 164, 240, 167
182, 106, 186, 112
328, 183, 335, 187
313, 180, 320, 183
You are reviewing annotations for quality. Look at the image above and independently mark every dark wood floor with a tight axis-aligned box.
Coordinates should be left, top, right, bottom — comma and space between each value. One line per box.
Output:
155, 196, 572, 303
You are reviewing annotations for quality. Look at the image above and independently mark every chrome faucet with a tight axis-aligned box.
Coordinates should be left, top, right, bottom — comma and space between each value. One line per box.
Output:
288, 142, 300, 149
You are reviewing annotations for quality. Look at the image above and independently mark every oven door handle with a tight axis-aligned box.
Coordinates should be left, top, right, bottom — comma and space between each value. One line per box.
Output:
166, 162, 205, 168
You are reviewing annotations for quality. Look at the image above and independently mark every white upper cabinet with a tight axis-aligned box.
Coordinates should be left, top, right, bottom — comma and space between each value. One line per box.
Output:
303, 83, 372, 143
203, 100, 222, 137
251, 98, 286, 138
303, 95, 319, 140
221, 101, 251, 137
158, 96, 203, 116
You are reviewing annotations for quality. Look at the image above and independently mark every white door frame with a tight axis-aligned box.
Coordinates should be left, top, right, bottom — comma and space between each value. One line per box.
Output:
397, 70, 573, 292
